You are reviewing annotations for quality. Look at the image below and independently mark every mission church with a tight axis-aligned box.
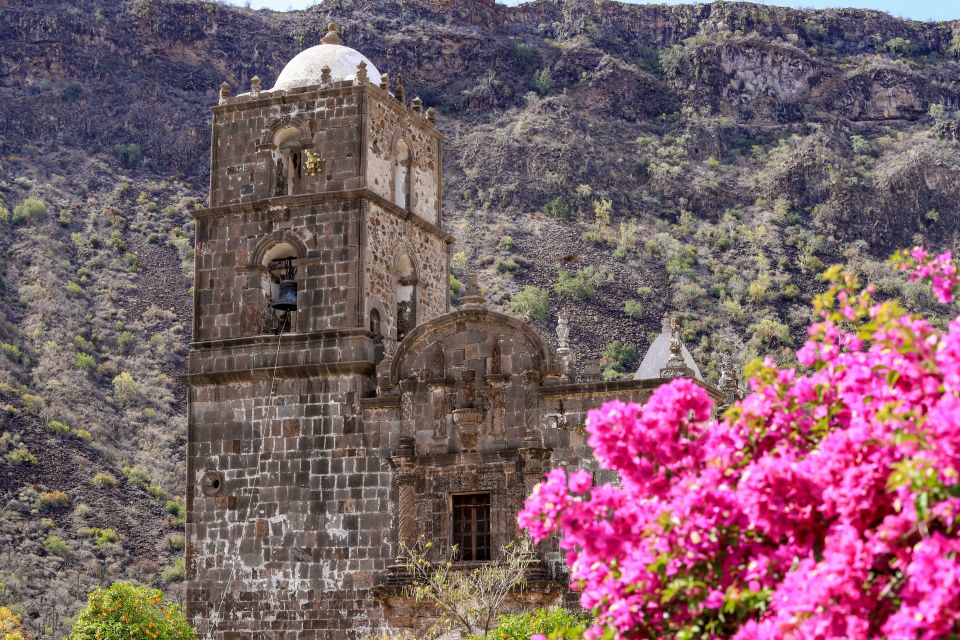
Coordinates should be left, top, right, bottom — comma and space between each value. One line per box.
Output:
183, 23, 737, 639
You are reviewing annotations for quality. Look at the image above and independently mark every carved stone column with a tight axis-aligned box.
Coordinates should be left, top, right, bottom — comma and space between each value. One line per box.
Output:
389, 437, 417, 581
518, 444, 552, 580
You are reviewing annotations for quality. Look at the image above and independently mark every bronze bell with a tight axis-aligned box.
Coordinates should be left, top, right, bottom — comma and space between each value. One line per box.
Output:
273, 278, 298, 312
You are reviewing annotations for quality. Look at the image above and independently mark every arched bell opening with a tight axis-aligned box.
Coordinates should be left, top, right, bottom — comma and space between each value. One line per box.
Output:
395, 254, 418, 342
271, 126, 303, 197
392, 138, 412, 211
261, 242, 299, 334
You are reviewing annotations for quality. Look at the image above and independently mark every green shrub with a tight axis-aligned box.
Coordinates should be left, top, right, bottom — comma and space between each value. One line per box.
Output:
5, 446, 36, 465
123, 252, 138, 271
1, 343, 21, 361
166, 498, 186, 526
123, 465, 151, 488
600, 340, 639, 380
112, 371, 139, 403
748, 317, 793, 351
623, 299, 644, 318
11, 198, 47, 223
450, 274, 464, 297
91, 472, 117, 488
38, 489, 70, 509
167, 534, 185, 551
555, 270, 596, 301
117, 330, 134, 352
496, 258, 519, 274
581, 230, 608, 245
47, 420, 71, 435
68, 582, 194, 640
65, 281, 84, 296
115, 143, 144, 169
532, 67, 555, 95
509, 286, 550, 321
499, 235, 514, 249
451, 250, 468, 274
44, 535, 71, 556
76, 352, 96, 371
21, 393, 43, 413
470, 608, 588, 640
543, 195, 574, 221
160, 558, 185, 584
73, 428, 93, 443
665, 245, 698, 277
511, 42, 535, 66
78, 527, 119, 549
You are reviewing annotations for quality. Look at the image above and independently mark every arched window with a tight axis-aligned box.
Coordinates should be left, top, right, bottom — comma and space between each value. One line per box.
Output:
260, 242, 298, 334
395, 254, 417, 341
272, 126, 303, 197
369, 308, 382, 335
393, 139, 411, 210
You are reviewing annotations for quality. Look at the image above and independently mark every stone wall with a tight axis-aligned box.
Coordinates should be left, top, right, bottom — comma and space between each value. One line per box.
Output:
194, 199, 363, 342
363, 202, 449, 343
186, 373, 396, 639
364, 95, 442, 225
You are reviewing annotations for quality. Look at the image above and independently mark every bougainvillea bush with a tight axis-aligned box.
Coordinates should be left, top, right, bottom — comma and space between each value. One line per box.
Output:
519, 248, 960, 639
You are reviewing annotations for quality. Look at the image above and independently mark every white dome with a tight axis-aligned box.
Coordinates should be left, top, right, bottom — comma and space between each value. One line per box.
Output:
272, 26, 381, 91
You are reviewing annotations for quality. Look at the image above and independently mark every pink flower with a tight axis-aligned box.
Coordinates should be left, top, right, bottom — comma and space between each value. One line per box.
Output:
518, 247, 960, 640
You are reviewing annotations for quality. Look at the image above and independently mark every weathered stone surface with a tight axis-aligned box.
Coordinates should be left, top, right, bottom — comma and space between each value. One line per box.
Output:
186, 39, 723, 640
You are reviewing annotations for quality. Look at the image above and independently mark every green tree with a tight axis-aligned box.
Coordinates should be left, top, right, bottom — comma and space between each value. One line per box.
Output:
69, 582, 194, 640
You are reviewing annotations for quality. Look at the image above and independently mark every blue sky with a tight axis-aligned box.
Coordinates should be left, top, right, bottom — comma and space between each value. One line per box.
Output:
223, 0, 958, 22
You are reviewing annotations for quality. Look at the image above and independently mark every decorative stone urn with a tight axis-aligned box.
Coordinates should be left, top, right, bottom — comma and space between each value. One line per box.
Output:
452, 407, 484, 452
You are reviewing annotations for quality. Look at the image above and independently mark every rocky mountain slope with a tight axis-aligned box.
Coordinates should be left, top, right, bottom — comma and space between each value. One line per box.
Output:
2, 0, 960, 633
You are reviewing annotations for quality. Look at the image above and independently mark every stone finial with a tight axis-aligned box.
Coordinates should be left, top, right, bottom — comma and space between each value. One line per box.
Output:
718, 347, 740, 406
219, 81, 231, 103
354, 60, 368, 85
321, 65, 332, 84
250, 75, 261, 97
395, 73, 405, 105
460, 271, 485, 309
425, 107, 436, 125
411, 96, 423, 114
379, 71, 390, 92
321, 21, 343, 45
660, 314, 694, 379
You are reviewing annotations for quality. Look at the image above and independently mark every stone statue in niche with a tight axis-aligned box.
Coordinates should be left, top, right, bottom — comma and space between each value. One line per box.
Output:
273, 155, 287, 197
485, 385, 505, 434
459, 369, 477, 408
490, 337, 502, 375
431, 387, 448, 438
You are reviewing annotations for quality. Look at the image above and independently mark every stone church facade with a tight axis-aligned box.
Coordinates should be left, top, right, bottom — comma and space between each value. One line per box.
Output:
183, 24, 732, 640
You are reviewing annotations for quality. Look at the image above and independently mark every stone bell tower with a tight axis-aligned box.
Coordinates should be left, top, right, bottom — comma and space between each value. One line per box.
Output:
183, 23, 451, 640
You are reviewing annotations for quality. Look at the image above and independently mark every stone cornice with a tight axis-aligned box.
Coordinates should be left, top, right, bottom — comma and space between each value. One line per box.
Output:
180, 361, 375, 386
539, 377, 724, 401
189, 327, 370, 352
191, 189, 454, 244
213, 81, 443, 141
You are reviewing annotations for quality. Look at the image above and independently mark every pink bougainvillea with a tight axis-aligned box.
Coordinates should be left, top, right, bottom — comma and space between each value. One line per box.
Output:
519, 249, 960, 639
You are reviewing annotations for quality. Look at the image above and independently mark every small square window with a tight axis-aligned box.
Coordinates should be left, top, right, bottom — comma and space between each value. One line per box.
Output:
451, 493, 491, 562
